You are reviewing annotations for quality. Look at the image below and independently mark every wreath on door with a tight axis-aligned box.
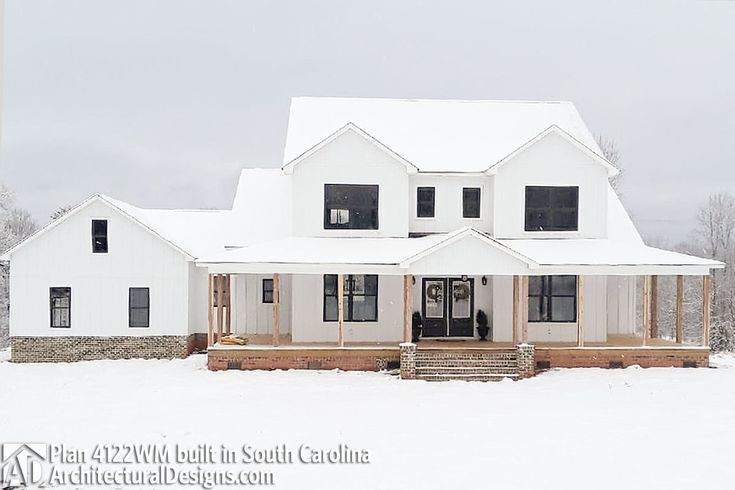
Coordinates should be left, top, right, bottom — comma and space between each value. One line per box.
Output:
426, 283, 443, 301
453, 283, 470, 301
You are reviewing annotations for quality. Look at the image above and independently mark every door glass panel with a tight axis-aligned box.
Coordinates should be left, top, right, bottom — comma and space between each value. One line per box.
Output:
451, 281, 471, 319
425, 280, 444, 318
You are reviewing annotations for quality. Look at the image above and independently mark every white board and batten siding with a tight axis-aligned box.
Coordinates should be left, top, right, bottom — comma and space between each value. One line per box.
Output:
10, 200, 195, 337
409, 174, 494, 235
231, 274, 292, 336
493, 131, 609, 239
492, 275, 623, 343
290, 129, 409, 238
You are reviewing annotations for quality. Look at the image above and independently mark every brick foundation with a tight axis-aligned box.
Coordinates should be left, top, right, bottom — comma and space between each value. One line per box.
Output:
208, 347, 400, 371
10, 334, 206, 363
534, 347, 710, 369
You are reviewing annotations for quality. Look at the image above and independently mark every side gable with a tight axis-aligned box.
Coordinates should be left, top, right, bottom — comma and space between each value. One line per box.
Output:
281, 122, 419, 175
486, 125, 619, 177
0, 195, 194, 261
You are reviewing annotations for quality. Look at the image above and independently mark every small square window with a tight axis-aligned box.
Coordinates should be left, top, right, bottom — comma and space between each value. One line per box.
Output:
92, 219, 108, 253
262, 279, 274, 304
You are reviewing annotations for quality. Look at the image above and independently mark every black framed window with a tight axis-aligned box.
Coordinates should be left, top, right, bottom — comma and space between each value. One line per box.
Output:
92, 219, 108, 253
129, 287, 150, 328
528, 276, 577, 323
323, 274, 378, 322
50, 287, 71, 328
462, 187, 481, 218
525, 186, 579, 231
416, 187, 435, 218
324, 184, 379, 230
262, 279, 274, 304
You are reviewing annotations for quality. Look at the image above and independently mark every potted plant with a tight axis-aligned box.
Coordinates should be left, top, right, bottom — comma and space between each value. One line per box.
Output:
412, 311, 423, 342
476, 309, 490, 341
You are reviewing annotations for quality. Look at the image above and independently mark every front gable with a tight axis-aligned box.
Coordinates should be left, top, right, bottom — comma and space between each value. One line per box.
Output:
288, 124, 412, 238
282, 123, 418, 175
403, 230, 534, 275
491, 128, 612, 239
486, 125, 618, 177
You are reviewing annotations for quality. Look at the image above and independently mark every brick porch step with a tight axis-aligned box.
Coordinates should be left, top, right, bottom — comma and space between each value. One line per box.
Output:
412, 349, 522, 381
417, 372, 519, 382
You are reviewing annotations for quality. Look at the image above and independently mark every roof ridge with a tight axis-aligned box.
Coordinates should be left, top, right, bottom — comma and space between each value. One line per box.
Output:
292, 96, 573, 105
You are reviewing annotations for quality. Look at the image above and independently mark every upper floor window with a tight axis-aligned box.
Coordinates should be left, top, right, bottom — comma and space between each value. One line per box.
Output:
129, 287, 150, 328
323, 274, 378, 322
324, 184, 379, 230
416, 187, 435, 218
50, 287, 71, 328
91, 219, 108, 253
462, 187, 481, 218
525, 186, 578, 232
528, 275, 577, 323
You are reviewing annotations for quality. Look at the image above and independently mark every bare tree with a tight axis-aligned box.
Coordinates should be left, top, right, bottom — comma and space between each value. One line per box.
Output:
596, 135, 623, 193
0, 183, 38, 348
683, 192, 735, 351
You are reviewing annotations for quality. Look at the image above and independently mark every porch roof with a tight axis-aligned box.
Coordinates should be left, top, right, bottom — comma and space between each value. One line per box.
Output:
497, 239, 723, 275
196, 227, 723, 276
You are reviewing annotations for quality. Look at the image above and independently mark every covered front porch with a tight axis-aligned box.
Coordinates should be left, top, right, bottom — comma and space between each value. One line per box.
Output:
197, 229, 721, 378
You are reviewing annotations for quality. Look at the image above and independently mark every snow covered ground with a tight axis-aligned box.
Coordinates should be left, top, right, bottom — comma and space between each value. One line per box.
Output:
1, 350, 733, 489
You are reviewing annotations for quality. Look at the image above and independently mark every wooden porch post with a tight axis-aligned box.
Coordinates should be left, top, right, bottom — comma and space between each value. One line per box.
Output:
642, 276, 650, 347
403, 274, 412, 343
521, 276, 529, 344
650, 276, 658, 339
577, 275, 585, 347
225, 274, 232, 336
272, 273, 280, 347
512, 276, 519, 345
703, 274, 711, 347
207, 273, 214, 347
337, 273, 345, 347
216, 274, 223, 344
675, 275, 684, 344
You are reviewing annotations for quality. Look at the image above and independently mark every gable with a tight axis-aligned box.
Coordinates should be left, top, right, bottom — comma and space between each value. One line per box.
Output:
405, 233, 532, 275
282, 123, 418, 175
487, 126, 618, 177
1, 195, 194, 262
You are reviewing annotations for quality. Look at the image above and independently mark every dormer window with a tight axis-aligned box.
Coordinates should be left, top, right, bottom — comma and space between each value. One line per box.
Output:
525, 186, 578, 232
91, 219, 108, 253
324, 184, 379, 230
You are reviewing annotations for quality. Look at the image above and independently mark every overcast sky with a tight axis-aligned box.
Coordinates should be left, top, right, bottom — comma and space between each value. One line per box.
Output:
1, 0, 734, 242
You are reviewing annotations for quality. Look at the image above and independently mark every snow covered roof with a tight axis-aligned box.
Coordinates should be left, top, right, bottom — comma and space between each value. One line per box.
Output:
102, 196, 229, 259
197, 226, 721, 275
0, 194, 230, 261
227, 168, 292, 247
498, 239, 723, 269
284, 97, 608, 173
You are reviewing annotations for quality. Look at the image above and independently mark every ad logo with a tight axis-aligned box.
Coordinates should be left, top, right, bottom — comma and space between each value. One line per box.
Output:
1, 443, 48, 488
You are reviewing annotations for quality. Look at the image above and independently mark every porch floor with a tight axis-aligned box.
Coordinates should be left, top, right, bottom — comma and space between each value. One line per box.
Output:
210, 334, 698, 350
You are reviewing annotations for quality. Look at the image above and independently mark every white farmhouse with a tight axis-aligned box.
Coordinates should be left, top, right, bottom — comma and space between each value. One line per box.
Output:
1, 97, 723, 379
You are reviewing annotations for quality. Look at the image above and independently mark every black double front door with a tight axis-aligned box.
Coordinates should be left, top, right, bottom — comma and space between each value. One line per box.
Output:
421, 277, 474, 337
